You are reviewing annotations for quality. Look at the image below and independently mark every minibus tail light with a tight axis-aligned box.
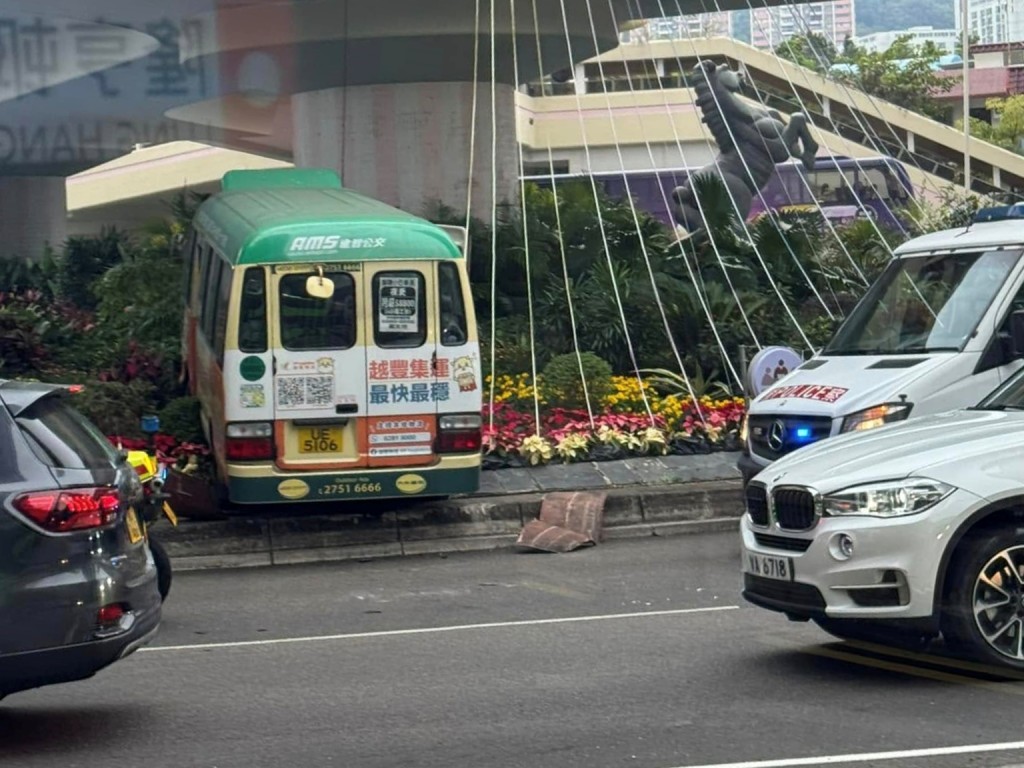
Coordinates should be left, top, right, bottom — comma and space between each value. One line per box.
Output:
437, 414, 482, 453
226, 422, 274, 461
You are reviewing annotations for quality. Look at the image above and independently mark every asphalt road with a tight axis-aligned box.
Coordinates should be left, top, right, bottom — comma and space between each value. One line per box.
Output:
5, 533, 1024, 768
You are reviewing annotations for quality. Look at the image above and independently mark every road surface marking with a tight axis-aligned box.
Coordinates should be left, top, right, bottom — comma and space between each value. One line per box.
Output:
796, 642, 1024, 697
755, 633, 1024, 697
841, 638, 1024, 681
141, 604, 738, 653
668, 741, 1024, 768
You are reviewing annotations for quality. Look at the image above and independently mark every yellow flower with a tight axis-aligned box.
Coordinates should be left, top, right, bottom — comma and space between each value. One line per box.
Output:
555, 433, 591, 462
640, 427, 668, 454
520, 434, 554, 465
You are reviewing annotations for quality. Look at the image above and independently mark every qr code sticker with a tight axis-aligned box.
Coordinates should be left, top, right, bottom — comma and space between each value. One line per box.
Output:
276, 375, 334, 409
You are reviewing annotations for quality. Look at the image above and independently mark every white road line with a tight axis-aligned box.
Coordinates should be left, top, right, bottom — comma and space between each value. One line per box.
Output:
140, 605, 738, 653
671, 741, 1024, 768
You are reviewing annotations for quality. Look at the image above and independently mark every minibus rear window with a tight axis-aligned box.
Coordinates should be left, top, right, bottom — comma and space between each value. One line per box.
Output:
238, 267, 268, 353
373, 271, 426, 349
279, 273, 356, 351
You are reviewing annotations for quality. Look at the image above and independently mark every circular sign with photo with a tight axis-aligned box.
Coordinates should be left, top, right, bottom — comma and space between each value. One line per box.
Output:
746, 346, 804, 397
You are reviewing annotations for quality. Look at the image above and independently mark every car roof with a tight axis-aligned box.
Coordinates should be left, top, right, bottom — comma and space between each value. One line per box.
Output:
894, 219, 1024, 257
0, 379, 69, 417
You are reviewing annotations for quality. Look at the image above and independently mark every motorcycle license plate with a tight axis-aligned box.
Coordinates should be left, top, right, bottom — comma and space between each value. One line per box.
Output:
125, 507, 144, 544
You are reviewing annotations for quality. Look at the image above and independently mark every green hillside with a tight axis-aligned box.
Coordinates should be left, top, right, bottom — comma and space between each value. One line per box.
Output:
855, 0, 955, 36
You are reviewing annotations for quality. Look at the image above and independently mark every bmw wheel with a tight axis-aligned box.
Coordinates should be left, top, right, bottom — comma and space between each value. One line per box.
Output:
944, 529, 1024, 669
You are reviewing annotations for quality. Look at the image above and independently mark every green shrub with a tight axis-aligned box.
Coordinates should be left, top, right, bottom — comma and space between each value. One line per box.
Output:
71, 380, 156, 438
541, 352, 613, 410
58, 228, 131, 310
159, 396, 204, 443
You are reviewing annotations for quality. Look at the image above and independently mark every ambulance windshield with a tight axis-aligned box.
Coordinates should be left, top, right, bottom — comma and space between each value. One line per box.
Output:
825, 249, 1022, 355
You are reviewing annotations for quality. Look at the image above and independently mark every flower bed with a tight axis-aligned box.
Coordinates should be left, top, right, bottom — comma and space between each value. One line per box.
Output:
483, 374, 746, 469
102, 374, 747, 475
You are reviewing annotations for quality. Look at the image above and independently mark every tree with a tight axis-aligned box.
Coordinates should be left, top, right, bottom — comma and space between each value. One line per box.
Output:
962, 95, 1024, 155
775, 33, 837, 73
775, 35, 953, 121
849, 39, 952, 120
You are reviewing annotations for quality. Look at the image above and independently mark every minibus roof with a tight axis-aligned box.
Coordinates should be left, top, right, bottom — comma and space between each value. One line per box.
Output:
194, 168, 462, 266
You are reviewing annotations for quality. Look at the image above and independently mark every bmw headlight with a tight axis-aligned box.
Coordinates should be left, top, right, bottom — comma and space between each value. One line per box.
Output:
822, 478, 954, 518
840, 402, 913, 433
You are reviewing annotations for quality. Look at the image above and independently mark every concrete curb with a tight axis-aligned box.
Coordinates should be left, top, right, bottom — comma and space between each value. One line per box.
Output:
162, 480, 745, 571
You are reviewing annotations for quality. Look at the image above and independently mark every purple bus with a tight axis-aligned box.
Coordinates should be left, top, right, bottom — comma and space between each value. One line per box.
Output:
523, 156, 913, 233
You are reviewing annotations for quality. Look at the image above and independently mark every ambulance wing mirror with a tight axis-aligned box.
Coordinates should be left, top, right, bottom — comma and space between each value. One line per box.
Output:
1011, 309, 1024, 358
306, 266, 335, 300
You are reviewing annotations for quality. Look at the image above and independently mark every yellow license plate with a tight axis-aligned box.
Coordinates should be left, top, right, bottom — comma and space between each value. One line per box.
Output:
125, 507, 144, 544
298, 426, 344, 454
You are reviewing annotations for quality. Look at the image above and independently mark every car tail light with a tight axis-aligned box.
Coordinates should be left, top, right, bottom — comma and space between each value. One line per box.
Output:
97, 603, 126, 626
226, 422, 274, 461
437, 414, 482, 453
12, 488, 121, 533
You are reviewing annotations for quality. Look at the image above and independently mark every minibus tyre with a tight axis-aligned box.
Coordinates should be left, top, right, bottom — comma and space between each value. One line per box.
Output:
812, 617, 931, 651
149, 537, 172, 602
942, 526, 1024, 670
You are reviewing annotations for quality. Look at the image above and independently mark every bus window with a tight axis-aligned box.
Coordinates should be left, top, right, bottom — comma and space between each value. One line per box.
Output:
182, 230, 198, 305
373, 271, 426, 349
195, 244, 212, 315
213, 260, 232, 365
279, 272, 356, 350
438, 263, 467, 346
238, 267, 268, 353
811, 168, 857, 205
200, 251, 222, 343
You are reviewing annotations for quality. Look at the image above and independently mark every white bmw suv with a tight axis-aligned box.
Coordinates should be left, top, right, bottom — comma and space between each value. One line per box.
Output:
741, 365, 1024, 669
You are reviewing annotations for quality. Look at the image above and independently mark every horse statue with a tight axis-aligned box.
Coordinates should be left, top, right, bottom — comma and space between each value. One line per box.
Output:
671, 60, 820, 241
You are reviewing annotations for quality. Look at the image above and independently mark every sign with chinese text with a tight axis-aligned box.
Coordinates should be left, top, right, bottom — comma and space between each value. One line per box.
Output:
378, 276, 419, 334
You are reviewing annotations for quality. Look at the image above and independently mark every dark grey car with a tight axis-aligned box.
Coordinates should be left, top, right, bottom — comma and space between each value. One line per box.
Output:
0, 380, 162, 699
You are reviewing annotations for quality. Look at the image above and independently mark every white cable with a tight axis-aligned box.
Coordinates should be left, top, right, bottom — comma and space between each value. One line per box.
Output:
487, 0, 498, 432
464, 0, 481, 230
781, 4, 948, 203
608, 2, 765, 358
740, 7, 899, 259
601, 1, 749, 388
509, 0, 542, 434
779, 5, 938, 222
661, 9, 814, 351
748, 7, 941, 319
554, 0, 654, 423
686, 0, 867, 289
529, 0, 597, 428
581, 0, 707, 424
609, 1, 765, 376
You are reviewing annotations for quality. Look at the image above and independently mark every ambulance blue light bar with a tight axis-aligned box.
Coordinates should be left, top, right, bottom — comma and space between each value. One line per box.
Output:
972, 203, 1024, 223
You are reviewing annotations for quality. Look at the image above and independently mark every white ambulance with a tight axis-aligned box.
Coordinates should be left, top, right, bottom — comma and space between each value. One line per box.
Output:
740, 203, 1024, 484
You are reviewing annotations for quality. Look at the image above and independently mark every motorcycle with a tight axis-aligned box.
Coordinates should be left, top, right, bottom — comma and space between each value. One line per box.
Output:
125, 447, 178, 602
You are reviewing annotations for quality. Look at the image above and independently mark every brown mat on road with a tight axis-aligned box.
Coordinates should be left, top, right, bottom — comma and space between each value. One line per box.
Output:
516, 491, 608, 553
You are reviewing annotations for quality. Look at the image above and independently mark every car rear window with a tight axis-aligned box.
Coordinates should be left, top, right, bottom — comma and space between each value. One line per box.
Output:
16, 396, 119, 470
